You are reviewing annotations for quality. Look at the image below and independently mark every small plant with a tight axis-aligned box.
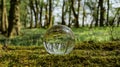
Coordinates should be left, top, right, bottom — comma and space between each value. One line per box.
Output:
108, 26, 120, 41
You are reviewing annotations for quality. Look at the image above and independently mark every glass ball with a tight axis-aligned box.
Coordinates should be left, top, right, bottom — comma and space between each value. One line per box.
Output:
43, 25, 75, 55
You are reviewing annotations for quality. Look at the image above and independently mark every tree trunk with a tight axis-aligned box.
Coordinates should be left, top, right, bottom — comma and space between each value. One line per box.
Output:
77, 0, 80, 27
31, 0, 35, 28
95, 1, 100, 27
39, 5, 43, 27
82, 4, 85, 27
29, 0, 33, 28
110, 9, 120, 26
34, 0, 39, 28
61, 0, 66, 25
48, 0, 53, 28
99, 0, 104, 26
44, 3, 49, 28
68, 2, 71, 27
106, 0, 109, 26
29, 7, 33, 28
8, 0, 21, 38
1, 0, 8, 34
71, 0, 80, 28
29, 0, 39, 28
117, 16, 120, 27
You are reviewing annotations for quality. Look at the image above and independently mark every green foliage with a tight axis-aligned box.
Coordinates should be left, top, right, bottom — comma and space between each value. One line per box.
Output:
73, 27, 120, 42
0, 28, 46, 46
0, 27, 120, 46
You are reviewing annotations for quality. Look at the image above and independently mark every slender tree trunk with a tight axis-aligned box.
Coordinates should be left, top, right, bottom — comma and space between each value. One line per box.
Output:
29, 0, 39, 28
30, 0, 36, 28
95, 1, 100, 27
1, 0, 8, 34
99, 0, 104, 26
77, 0, 80, 27
71, 0, 80, 28
106, 0, 109, 26
117, 16, 120, 27
30, 7, 33, 28
68, 2, 71, 27
78, 0, 80, 19
44, 3, 49, 28
82, 5, 85, 27
61, 0, 66, 25
8, 0, 21, 37
22, 14, 26, 28
68, 11, 71, 27
29, 0, 33, 28
39, 1, 44, 28
39, 5, 43, 27
34, 0, 39, 28
48, 0, 53, 28
110, 9, 120, 26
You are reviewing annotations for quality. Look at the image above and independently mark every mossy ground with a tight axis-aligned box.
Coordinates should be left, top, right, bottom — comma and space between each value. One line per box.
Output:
0, 41, 120, 67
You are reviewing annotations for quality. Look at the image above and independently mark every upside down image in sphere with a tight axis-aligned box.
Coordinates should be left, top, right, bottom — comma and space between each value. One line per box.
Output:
43, 25, 75, 55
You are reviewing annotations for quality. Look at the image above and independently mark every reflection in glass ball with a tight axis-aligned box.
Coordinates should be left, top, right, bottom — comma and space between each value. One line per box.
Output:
43, 25, 75, 55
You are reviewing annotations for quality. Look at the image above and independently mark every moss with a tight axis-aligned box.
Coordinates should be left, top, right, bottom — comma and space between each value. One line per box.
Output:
0, 41, 120, 66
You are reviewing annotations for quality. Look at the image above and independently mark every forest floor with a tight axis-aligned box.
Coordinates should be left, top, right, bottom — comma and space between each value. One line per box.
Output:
0, 27, 120, 67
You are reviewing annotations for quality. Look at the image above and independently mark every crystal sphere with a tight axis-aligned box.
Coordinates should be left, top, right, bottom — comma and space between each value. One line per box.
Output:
43, 25, 75, 55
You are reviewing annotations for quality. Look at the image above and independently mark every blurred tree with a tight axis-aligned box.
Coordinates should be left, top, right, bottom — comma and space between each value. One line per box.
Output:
1, 0, 8, 34
44, 2, 49, 28
19, 0, 28, 28
48, 0, 53, 28
85, 0, 99, 27
43, 0, 53, 29
116, 1, 120, 27
106, 0, 110, 26
117, 15, 120, 27
61, 0, 66, 25
34, 0, 39, 28
71, 0, 80, 28
0, 0, 119, 30
8, 0, 21, 37
95, 0, 100, 27
110, 8, 120, 26
39, 0, 44, 27
68, 0, 72, 27
29, 0, 40, 28
29, 0, 34, 28
82, 0, 86, 27
99, 0, 105, 26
